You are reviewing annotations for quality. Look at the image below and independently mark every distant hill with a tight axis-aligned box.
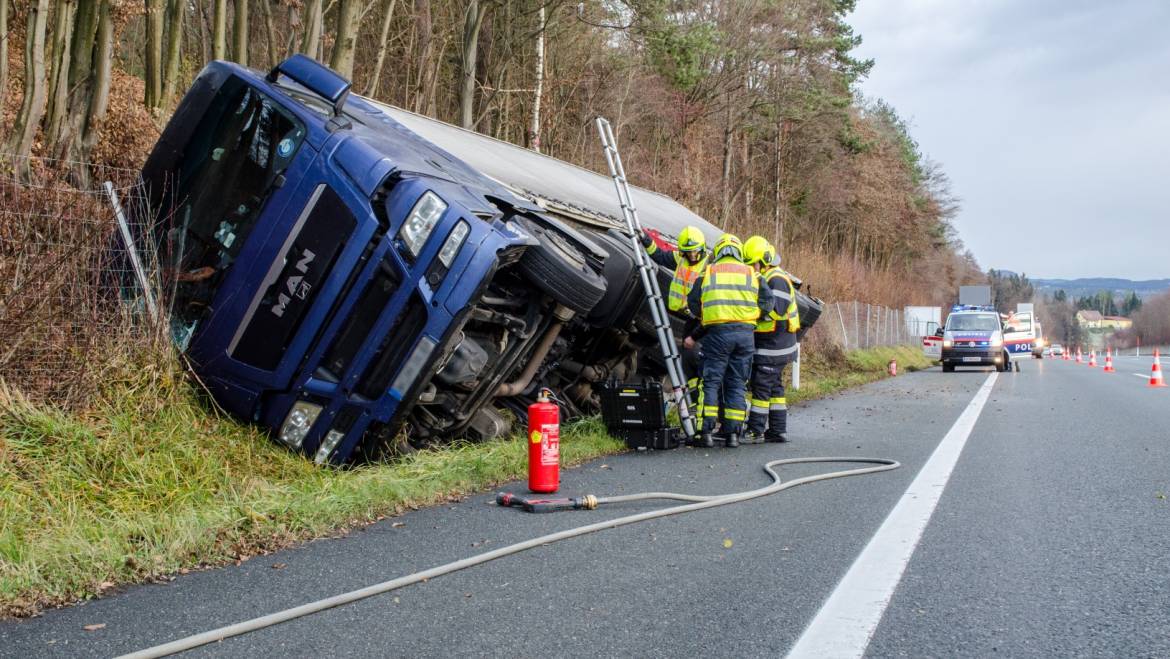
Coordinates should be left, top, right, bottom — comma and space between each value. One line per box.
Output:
1032, 277, 1170, 299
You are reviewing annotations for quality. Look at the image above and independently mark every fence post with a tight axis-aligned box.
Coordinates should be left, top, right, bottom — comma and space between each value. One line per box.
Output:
836, 302, 848, 351
865, 303, 870, 349
104, 182, 159, 321
792, 342, 801, 390
854, 301, 859, 349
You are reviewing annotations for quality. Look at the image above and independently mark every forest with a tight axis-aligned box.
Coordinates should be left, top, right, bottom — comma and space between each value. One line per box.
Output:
0, 0, 984, 307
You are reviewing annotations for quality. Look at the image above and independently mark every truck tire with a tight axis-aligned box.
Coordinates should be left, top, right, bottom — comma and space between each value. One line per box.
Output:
516, 219, 607, 315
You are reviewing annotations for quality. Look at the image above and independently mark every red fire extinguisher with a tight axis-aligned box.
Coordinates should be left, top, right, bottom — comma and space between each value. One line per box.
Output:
528, 388, 560, 493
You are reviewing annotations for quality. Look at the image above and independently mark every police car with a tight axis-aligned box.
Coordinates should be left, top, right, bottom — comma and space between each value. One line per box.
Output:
936, 305, 1037, 373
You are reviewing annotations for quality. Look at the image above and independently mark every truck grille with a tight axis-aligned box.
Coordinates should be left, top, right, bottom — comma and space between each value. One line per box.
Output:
318, 261, 401, 381
355, 294, 428, 400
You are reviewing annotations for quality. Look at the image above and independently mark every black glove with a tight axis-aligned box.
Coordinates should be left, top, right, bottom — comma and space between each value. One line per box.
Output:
640, 230, 653, 248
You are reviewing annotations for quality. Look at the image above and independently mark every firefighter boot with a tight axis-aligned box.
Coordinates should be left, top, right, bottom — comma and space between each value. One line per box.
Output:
694, 432, 714, 448
725, 433, 739, 448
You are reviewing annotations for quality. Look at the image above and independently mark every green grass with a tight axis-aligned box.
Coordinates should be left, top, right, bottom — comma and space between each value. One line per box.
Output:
0, 344, 929, 617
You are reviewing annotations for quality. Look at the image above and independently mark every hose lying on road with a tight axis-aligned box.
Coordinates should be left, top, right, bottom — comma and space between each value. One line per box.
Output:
119, 456, 899, 659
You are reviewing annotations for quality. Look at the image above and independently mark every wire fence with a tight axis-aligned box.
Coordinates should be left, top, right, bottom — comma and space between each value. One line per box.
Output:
814, 300, 928, 351
0, 154, 165, 408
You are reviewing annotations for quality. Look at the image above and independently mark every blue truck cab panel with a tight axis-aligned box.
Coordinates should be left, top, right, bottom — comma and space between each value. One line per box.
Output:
141, 57, 609, 464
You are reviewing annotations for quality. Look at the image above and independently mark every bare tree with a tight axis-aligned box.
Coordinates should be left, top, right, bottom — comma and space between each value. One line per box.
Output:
367, 0, 400, 96
0, 0, 8, 113
145, 0, 165, 108
44, 0, 77, 142
233, 0, 248, 65
300, 0, 323, 57
330, 0, 360, 78
458, 0, 489, 129
161, 0, 186, 113
260, 0, 277, 66
528, 3, 545, 152
213, 0, 227, 59
7, 0, 51, 169
412, 0, 433, 113
81, 0, 112, 159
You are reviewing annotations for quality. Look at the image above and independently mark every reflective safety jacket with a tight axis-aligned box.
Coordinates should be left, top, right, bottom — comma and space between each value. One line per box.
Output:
686, 257, 772, 329
754, 266, 800, 362
646, 242, 707, 313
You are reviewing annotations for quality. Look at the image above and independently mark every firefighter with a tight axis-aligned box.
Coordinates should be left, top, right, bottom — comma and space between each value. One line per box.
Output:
683, 234, 772, 448
742, 236, 800, 444
641, 226, 708, 413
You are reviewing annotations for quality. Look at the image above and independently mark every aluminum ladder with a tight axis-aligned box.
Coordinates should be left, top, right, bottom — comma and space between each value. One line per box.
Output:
595, 117, 697, 440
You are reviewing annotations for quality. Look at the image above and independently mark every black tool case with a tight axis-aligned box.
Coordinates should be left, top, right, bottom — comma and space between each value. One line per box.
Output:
597, 380, 679, 450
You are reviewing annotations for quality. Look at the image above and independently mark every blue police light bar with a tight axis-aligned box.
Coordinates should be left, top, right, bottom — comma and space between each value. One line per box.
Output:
950, 304, 996, 313
267, 54, 351, 117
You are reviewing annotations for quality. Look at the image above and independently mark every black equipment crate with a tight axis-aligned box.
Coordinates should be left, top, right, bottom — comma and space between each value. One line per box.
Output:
598, 380, 677, 450
614, 427, 680, 451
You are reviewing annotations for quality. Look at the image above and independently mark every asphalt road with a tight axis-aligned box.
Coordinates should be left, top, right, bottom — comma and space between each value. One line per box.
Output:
3, 356, 1168, 657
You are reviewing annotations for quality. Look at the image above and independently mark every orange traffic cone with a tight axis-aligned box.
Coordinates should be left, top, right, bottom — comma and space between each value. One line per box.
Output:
1063, 348, 1070, 361
1088, 351, 1097, 368
1076, 348, 1083, 364
1149, 351, 1167, 387
1103, 348, 1115, 372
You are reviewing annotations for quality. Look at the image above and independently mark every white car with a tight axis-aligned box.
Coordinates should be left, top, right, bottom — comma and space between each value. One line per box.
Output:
1051, 344, 1065, 356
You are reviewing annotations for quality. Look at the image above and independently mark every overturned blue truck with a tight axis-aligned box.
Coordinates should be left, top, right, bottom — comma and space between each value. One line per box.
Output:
140, 55, 732, 465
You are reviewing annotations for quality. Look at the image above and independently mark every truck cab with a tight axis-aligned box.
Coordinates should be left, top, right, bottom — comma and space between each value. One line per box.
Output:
141, 56, 716, 464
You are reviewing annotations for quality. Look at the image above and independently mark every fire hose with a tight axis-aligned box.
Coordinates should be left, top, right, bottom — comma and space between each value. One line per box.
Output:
118, 456, 899, 658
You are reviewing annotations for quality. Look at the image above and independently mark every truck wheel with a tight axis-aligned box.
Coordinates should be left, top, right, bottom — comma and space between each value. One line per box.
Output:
516, 220, 607, 314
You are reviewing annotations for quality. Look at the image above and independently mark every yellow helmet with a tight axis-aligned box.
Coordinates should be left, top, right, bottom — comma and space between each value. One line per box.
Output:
712, 233, 744, 261
677, 226, 706, 253
742, 236, 775, 266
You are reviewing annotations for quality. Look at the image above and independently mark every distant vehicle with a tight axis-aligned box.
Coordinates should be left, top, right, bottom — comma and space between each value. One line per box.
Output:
940, 305, 1007, 372
1051, 344, 1065, 356
1032, 320, 1046, 358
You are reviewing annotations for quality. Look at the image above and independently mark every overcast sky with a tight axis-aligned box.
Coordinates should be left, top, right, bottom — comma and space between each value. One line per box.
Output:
848, 0, 1170, 280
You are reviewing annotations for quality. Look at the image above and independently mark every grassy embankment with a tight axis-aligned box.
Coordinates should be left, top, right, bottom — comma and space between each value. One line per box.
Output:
0, 344, 931, 617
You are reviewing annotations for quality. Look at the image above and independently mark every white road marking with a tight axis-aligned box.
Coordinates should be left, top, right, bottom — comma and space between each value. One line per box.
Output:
786, 372, 998, 659
1133, 373, 1151, 379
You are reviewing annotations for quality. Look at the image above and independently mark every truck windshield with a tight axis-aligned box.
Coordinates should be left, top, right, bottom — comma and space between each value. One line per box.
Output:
164, 77, 306, 337
947, 314, 1000, 331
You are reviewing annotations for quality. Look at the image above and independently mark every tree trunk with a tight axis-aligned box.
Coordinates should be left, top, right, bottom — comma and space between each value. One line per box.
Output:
411, 0, 432, 113
300, 0, 322, 57
145, 0, 164, 108
161, 0, 185, 113
773, 120, 784, 248
366, 0, 398, 96
68, 0, 98, 87
719, 96, 733, 228
0, 0, 7, 114
233, 0, 248, 65
458, 0, 487, 129
260, 0, 276, 66
528, 4, 544, 152
213, 0, 227, 59
81, 0, 112, 159
8, 0, 50, 169
44, 0, 76, 145
329, 0, 359, 78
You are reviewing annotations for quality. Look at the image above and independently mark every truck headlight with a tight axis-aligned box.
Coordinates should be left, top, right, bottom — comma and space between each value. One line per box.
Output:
314, 429, 345, 465
399, 191, 448, 258
391, 336, 436, 395
279, 401, 322, 448
438, 221, 470, 267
